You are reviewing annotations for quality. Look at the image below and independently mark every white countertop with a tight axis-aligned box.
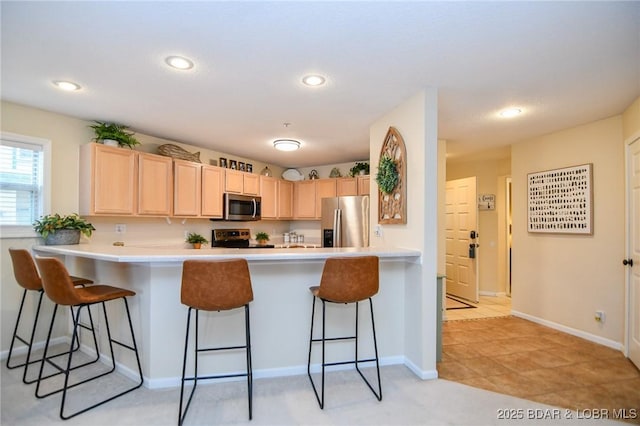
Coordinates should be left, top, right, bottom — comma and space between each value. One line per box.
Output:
33, 243, 422, 264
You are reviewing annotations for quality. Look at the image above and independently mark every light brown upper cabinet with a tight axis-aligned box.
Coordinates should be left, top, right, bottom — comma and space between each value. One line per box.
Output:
80, 143, 137, 215
173, 159, 201, 217
315, 178, 337, 218
225, 169, 260, 195
260, 176, 278, 219
357, 175, 370, 195
201, 164, 225, 218
137, 152, 173, 216
336, 178, 358, 196
294, 180, 316, 219
262, 176, 294, 220
278, 180, 294, 219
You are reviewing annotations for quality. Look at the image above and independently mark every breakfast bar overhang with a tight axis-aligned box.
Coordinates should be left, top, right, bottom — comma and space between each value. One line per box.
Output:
33, 244, 427, 388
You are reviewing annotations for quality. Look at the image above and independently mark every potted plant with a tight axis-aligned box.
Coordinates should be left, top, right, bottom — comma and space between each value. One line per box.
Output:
255, 231, 270, 245
185, 232, 208, 249
349, 162, 370, 177
33, 213, 96, 245
90, 121, 140, 149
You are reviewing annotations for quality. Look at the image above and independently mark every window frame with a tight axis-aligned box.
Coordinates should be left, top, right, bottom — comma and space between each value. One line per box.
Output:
0, 131, 51, 238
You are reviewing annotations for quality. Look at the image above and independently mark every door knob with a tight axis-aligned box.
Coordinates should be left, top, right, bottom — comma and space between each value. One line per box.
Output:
623, 258, 634, 267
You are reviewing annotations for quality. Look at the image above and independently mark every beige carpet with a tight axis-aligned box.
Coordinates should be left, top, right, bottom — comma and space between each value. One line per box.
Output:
2, 356, 624, 425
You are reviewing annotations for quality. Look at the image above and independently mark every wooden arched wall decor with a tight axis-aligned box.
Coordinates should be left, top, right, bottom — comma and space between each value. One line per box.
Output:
377, 126, 407, 224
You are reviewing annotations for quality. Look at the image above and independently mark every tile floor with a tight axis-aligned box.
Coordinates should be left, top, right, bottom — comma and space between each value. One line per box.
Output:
438, 316, 640, 424
444, 294, 512, 321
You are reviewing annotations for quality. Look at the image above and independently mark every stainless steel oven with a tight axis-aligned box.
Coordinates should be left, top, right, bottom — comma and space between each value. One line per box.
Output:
223, 193, 261, 221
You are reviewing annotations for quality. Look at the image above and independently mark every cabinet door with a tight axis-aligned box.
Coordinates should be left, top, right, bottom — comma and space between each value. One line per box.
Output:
138, 153, 173, 216
81, 144, 136, 215
243, 173, 260, 196
260, 176, 278, 219
225, 169, 244, 193
201, 165, 224, 218
357, 176, 370, 195
315, 179, 337, 218
278, 180, 294, 219
336, 178, 358, 196
294, 180, 316, 219
173, 160, 201, 216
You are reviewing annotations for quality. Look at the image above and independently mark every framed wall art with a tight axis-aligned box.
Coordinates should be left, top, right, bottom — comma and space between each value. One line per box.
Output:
527, 163, 593, 235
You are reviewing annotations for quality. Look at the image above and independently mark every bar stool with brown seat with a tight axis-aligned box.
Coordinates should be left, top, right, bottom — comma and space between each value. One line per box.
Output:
34, 256, 143, 420
307, 256, 382, 409
178, 259, 254, 426
6, 248, 98, 385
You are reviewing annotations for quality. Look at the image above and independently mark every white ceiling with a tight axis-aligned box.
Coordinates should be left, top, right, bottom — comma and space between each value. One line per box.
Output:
2, 1, 639, 168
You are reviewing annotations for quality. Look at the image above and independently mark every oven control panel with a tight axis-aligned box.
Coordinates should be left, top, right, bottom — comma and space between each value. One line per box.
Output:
213, 228, 251, 241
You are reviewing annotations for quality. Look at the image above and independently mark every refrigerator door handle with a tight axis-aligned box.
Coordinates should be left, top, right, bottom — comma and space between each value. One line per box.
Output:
334, 208, 342, 247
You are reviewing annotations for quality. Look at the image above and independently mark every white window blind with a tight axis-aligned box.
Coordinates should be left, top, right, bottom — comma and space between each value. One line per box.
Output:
0, 136, 45, 227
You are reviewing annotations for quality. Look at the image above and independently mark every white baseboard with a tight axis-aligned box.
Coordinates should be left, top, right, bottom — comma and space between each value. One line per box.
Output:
144, 355, 428, 390
0, 336, 67, 361
479, 291, 507, 297
403, 357, 439, 380
511, 310, 623, 351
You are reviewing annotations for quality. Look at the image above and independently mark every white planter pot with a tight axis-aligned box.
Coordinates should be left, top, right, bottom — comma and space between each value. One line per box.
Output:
102, 139, 119, 147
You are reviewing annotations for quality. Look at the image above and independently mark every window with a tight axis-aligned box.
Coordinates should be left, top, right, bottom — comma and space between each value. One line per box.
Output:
0, 132, 51, 238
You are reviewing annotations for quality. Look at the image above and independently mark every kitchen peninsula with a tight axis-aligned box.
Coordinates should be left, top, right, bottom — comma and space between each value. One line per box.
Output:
33, 243, 421, 388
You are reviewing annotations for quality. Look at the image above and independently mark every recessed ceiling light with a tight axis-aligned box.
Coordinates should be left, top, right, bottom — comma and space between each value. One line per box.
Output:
165, 56, 194, 70
52, 80, 81, 91
273, 139, 301, 151
302, 74, 326, 87
499, 108, 522, 118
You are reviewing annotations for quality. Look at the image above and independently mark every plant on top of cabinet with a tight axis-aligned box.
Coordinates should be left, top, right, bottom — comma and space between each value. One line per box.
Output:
349, 162, 370, 177
90, 121, 140, 149
185, 232, 208, 249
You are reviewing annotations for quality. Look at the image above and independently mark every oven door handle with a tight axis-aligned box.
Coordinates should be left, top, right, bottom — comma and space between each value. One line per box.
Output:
252, 198, 257, 219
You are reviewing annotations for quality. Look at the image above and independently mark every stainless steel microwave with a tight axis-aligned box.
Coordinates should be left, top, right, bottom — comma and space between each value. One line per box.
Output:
223, 193, 261, 221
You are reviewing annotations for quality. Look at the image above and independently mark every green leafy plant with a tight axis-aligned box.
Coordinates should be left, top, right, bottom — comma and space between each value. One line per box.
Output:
255, 231, 270, 242
375, 155, 399, 194
33, 213, 95, 239
185, 232, 208, 244
90, 121, 140, 149
349, 162, 370, 177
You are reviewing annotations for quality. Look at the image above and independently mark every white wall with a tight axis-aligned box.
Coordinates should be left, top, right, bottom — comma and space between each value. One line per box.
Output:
369, 89, 439, 377
511, 115, 625, 347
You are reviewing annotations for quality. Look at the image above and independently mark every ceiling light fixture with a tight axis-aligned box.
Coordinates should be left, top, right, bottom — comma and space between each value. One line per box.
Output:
165, 56, 194, 70
52, 80, 81, 91
273, 139, 301, 151
302, 74, 326, 87
499, 108, 522, 118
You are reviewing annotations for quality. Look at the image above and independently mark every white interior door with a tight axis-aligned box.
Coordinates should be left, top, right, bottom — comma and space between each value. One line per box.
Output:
445, 177, 479, 302
627, 138, 640, 369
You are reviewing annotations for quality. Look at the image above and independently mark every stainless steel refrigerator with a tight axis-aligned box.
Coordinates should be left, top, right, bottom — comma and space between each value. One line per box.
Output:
321, 195, 370, 247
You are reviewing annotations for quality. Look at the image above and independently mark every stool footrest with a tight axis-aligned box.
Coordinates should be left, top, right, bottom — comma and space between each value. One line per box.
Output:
321, 358, 378, 368
196, 344, 248, 353
311, 335, 355, 343
183, 372, 249, 382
